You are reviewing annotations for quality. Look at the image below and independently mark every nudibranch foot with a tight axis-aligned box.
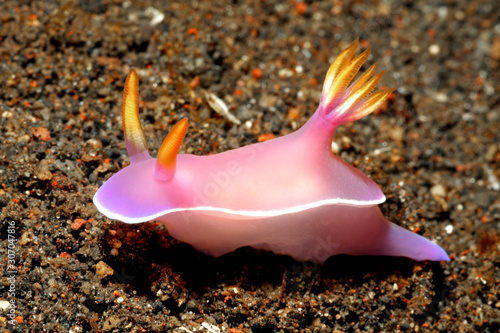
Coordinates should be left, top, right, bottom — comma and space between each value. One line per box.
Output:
158, 205, 448, 264
93, 40, 449, 264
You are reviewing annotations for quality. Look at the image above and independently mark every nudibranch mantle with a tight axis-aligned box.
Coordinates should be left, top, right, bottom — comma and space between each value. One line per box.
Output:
94, 40, 449, 263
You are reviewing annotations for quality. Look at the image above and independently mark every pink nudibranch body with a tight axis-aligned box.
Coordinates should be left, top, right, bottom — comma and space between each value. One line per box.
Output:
93, 40, 449, 263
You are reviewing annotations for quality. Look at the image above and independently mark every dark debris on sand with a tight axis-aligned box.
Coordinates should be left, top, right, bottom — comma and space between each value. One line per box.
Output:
0, 0, 498, 332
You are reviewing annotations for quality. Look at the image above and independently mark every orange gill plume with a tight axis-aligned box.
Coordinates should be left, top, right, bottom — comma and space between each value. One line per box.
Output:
321, 40, 395, 125
154, 118, 189, 181
122, 68, 149, 163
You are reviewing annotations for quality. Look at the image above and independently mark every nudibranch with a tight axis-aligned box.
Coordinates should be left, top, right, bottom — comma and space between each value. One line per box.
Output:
94, 40, 449, 263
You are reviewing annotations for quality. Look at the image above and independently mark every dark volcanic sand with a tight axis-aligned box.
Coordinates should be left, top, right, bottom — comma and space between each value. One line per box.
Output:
0, 0, 499, 332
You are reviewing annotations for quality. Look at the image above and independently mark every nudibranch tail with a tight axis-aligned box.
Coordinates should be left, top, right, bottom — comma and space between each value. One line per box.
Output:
123, 68, 149, 163
319, 41, 393, 126
379, 221, 450, 262
154, 118, 189, 181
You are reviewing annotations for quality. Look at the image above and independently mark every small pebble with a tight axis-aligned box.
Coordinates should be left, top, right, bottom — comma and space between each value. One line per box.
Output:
0, 300, 10, 310
430, 184, 446, 199
17, 134, 31, 144
71, 218, 87, 230
32, 127, 51, 141
95, 261, 114, 279
429, 44, 440, 55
